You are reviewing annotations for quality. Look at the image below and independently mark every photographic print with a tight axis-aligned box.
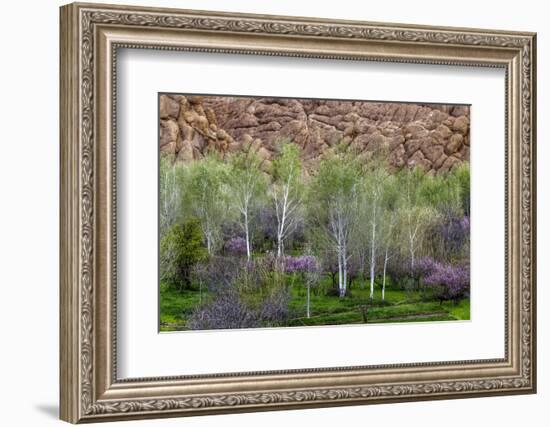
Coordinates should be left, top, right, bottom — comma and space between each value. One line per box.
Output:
60, 5, 536, 420
159, 94, 471, 332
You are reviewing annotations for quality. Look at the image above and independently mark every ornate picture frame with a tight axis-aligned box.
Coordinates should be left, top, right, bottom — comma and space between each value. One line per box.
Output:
60, 2, 536, 423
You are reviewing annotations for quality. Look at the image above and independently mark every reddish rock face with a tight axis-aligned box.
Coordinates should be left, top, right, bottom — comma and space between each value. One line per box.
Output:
159, 94, 470, 174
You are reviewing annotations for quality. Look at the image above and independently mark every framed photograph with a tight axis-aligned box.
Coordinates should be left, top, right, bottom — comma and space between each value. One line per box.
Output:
60, 2, 537, 423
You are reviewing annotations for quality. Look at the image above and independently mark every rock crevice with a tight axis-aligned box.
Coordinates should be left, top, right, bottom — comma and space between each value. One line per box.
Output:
159, 94, 470, 174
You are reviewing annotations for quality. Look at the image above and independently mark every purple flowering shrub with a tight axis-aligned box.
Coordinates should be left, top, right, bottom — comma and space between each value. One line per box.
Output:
187, 254, 292, 330
283, 255, 320, 274
259, 289, 291, 326
187, 288, 291, 330
385, 254, 415, 289
192, 256, 243, 293
440, 216, 470, 256
414, 257, 441, 278
224, 236, 247, 256
418, 256, 470, 303
426, 215, 470, 262
187, 291, 260, 330
284, 255, 321, 292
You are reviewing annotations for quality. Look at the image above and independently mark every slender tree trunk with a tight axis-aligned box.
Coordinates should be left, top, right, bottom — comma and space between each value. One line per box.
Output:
276, 206, 284, 257
275, 179, 292, 258
306, 283, 311, 318
369, 205, 377, 300
342, 240, 348, 297
337, 249, 344, 298
244, 210, 251, 262
359, 251, 366, 289
206, 232, 212, 255
369, 254, 375, 300
409, 242, 415, 272
382, 247, 389, 301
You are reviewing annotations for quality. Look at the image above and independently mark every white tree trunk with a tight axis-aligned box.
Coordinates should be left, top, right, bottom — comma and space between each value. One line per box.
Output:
276, 197, 284, 258
337, 249, 344, 298
382, 247, 389, 301
342, 241, 348, 297
369, 204, 377, 300
274, 174, 296, 259
359, 250, 366, 289
278, 185, 288, 258
205, 223, 214, 255
409, 238, 415, 272
244, 210, 251, 262
306, 284, 311, 318
206, 234, 212, 255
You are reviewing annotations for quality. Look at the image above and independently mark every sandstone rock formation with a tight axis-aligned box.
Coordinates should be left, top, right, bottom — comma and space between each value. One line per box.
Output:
159, 94, 470, 174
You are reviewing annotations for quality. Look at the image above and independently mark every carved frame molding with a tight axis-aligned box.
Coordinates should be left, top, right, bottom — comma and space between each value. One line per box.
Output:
60, 2, 536, 423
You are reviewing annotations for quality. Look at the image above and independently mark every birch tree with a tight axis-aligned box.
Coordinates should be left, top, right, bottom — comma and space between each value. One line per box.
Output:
271, 142, 303, 258
379, 174, 399, 301
310, 154, 360, 298
227, 151, 267, 262
419, 168, 466, 261
361, 160, 391, 300
398, 167, 437, 273
159, 156, 183, 235
186, 156, 228, 255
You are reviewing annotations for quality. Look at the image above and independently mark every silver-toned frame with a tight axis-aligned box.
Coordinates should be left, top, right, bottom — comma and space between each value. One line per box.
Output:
60, 2, 536, 423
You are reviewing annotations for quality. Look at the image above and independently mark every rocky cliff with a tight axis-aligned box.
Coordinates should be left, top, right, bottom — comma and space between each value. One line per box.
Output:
159, 94, 469, 174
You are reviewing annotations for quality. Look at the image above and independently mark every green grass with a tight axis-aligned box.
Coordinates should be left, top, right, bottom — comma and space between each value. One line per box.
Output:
159, 278, 470, 332
444, 298, 471, 321
159, 283, 203, 331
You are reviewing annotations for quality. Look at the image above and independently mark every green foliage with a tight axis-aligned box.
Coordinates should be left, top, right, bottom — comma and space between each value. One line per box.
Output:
159, 284, 203, 330
159, 155, 185, 234
395, 167, 440, 271
228, 149, 266, 189
227, 150, 268, 259
160, 275, 469, 331
313, 152, 361, 200
160, 218, 208, 291
420, 166, 467, 219
159, 138, 471, 329
398, 166, 428, 206
451, 162, 471, 216
271, 141, 304, 256
272, 140, 302, 183
308, 151, 361, 233
184, 155, 230, 254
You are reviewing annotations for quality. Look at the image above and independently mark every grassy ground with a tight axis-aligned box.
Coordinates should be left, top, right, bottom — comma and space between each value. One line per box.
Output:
160, 277, 470, 332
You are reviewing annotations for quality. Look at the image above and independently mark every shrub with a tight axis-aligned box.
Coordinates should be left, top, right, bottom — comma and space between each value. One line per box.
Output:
421, 258, 469, 303
224, 236, 247, 256
414, 257, 440, 278
160, 218, 207, 290
193, 256, 243, 293
283, 255, 320, 273
385, 254, 412, 289
259, 289, 291, 326
187, 291, 259, 330
437, 215, 470, 260
187, 287, 291, 330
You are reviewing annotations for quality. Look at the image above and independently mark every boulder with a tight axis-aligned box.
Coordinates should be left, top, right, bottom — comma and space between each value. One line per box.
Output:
452, 115, 470, 135
159, 95, 180, 119
445, 134, 464, 155
159, 94, 470, 174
